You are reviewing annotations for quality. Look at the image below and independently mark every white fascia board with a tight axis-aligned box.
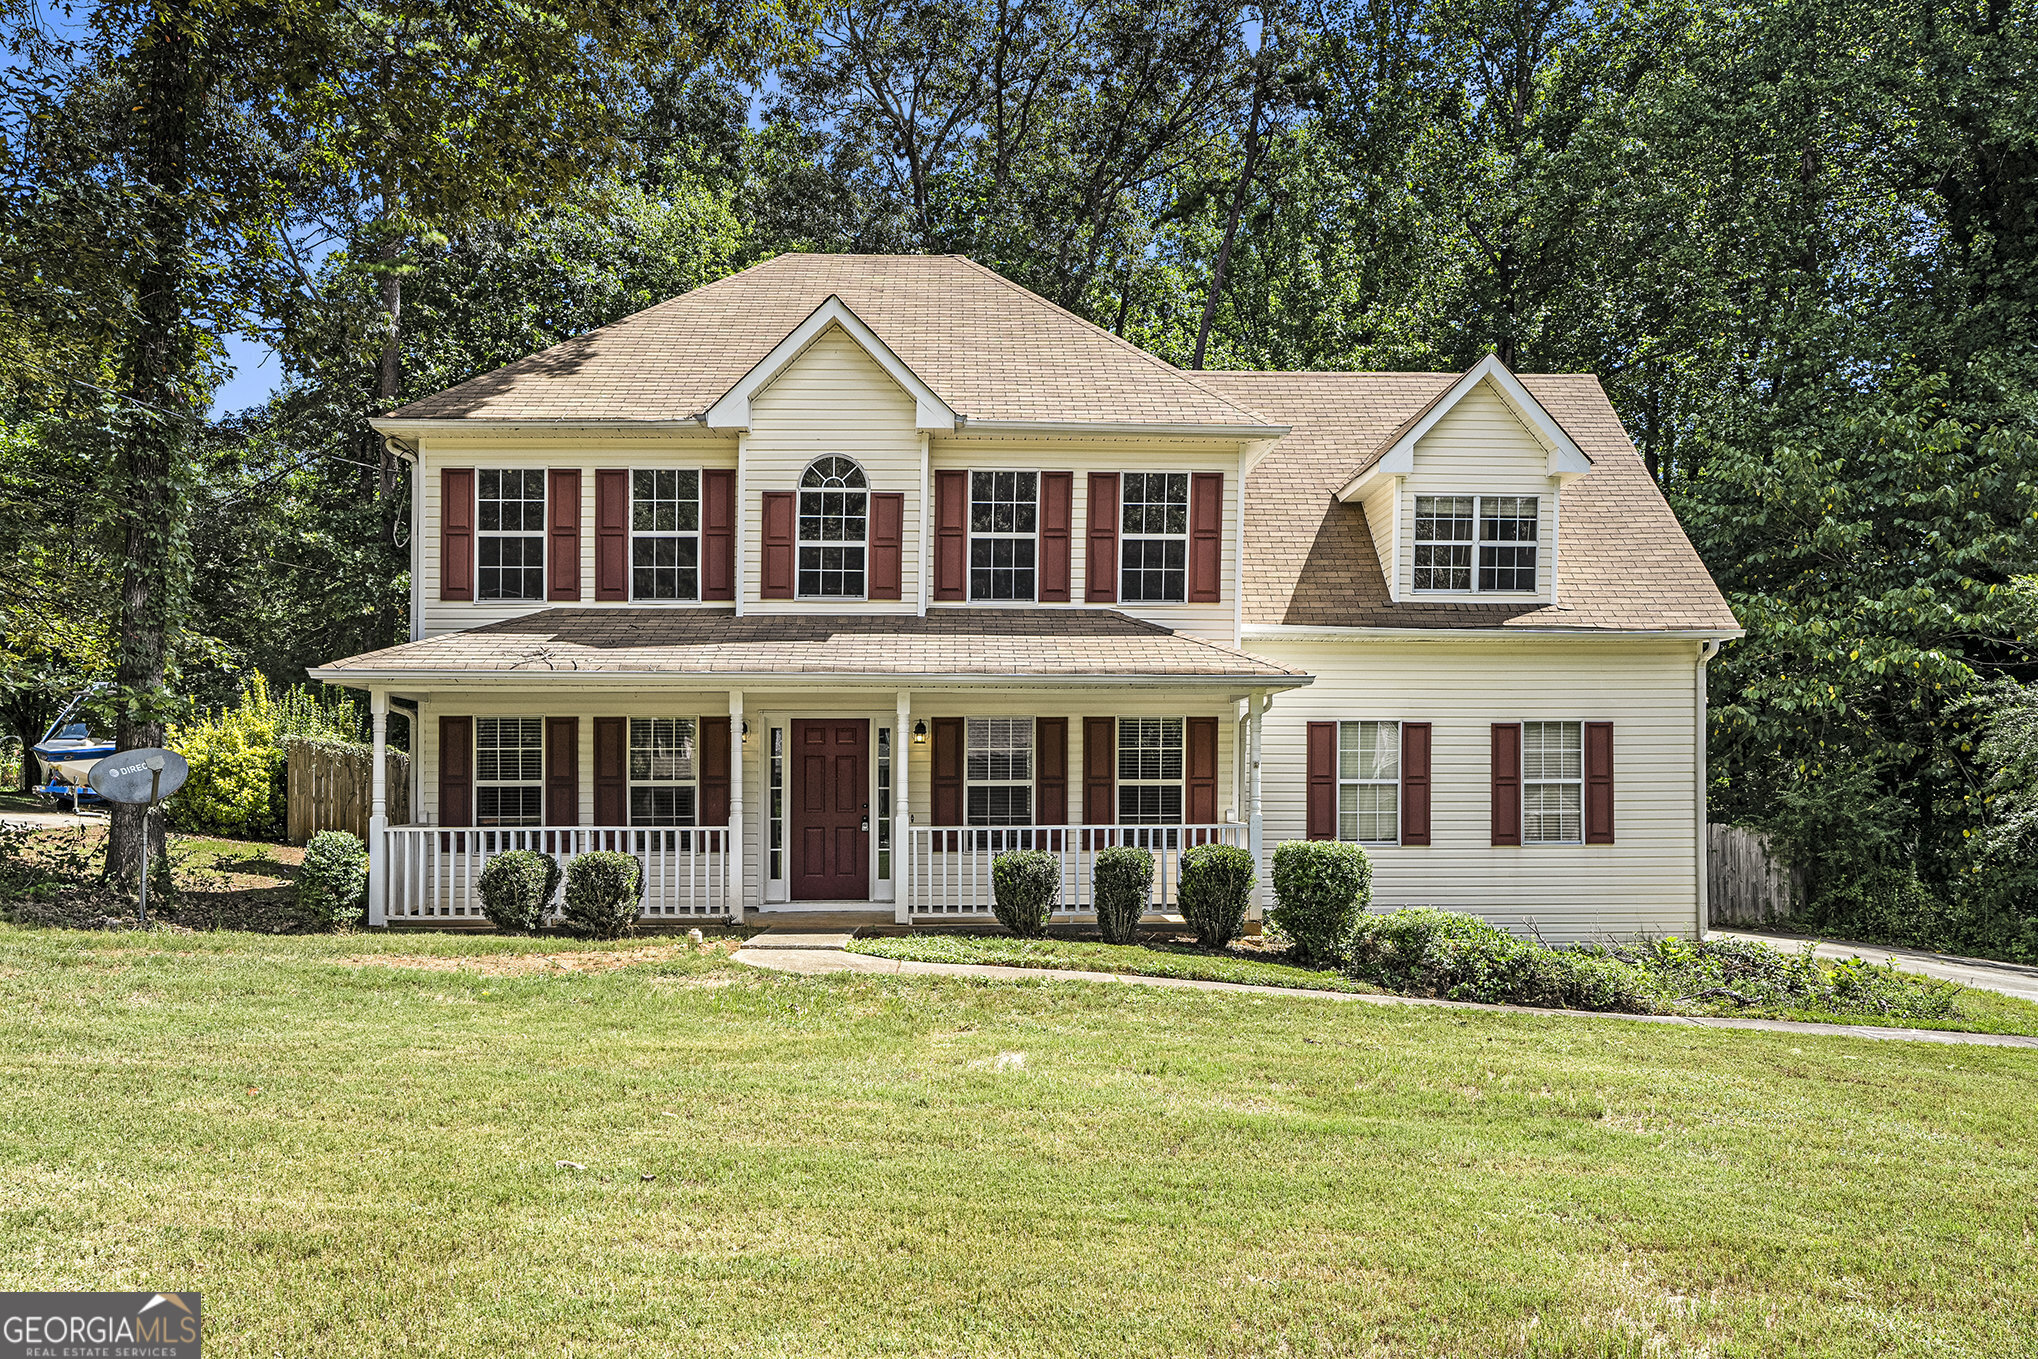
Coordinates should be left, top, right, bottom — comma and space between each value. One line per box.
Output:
1243, 623, 1745, 643
309, 667, 1316, 691
703, 295, 958, 431
369, 417, 713, 440
1336, 354, 1593, 502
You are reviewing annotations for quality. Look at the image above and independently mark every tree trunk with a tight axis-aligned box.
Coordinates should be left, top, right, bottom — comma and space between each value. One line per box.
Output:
1192, 71, 1267, 371
377, 233, 402, 500
106, 0, 204, 894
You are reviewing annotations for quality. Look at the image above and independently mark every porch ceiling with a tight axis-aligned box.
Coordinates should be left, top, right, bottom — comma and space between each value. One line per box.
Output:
311, 608, 1312, 689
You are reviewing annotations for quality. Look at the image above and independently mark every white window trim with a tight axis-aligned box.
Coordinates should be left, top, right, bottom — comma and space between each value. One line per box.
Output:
965, 716, 1033, 826
967, 469, 1040, 604
796, 456, 870, 601
1337, 719, 1401, 845
474, 717, 543, 827
1119, 471, 1192, 605
1410, 493, 1541, 595
630, 468, 703, 604
476, 469, 547, 603
1521, 718, 1584, 845
1116, 716, 1185, 825
627, 717, 699, 828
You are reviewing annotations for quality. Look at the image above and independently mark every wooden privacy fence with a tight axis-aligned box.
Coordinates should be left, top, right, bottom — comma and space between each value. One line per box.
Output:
1707, 823, 1802, 928
287, 739, 409, 845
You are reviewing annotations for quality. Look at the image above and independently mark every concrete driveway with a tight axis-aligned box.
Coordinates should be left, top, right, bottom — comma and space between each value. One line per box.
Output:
0, 807, 106, 830
1713, 929, 2038, 1004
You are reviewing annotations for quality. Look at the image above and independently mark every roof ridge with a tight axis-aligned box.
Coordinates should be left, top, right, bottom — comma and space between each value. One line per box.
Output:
943, 255, 1276, 427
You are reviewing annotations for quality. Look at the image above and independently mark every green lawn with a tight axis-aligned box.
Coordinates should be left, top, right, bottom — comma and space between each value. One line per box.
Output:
2, 924, 2035, 1357
849, 932, 1374, 993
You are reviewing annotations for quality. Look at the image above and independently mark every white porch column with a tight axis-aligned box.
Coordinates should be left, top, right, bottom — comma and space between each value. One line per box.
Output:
368, 690, 389, 927
728, 690, 745, 924
894, 690, 912, 923
1246, 689, 1265, 921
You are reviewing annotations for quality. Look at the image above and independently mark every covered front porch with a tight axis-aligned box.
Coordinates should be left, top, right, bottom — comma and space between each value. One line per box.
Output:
310, 608, 1312, 928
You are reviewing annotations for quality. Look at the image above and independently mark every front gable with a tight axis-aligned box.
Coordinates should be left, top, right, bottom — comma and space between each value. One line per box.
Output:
705, 295, 956, 431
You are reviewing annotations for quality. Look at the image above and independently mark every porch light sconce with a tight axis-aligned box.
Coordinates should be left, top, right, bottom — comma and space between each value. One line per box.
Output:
741, 720, 750, 738
912, 719, 928, 744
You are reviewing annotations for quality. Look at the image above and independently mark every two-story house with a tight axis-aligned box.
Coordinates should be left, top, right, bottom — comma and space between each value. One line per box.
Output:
312, 253, 1741, 938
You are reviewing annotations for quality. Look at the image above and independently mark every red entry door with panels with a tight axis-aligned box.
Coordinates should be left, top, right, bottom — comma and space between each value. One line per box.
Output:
790, 720, 869, 900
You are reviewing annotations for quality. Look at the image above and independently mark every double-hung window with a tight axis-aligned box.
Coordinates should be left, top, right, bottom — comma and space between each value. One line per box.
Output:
1117, 717, 1184, 824
629, 718, 696, 827
966, 717, 1032, 826
474, 718, 543, 826
477, 470, 546, 600
1413, 494, 1539, 592
1120, 473, 1188, 603
969, 471, 1038, 601
1338, 721, 1400, 843
1522, 720, 1582, 842
798, 456, 867, 598
632, 470, 700, 601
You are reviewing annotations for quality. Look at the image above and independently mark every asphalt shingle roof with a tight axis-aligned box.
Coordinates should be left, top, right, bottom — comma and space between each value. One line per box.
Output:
312, 609, 1311, 682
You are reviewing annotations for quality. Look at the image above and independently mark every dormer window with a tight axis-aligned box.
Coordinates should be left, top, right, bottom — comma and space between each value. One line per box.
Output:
1414, 494, 1538, 593
798, 457, 868, 598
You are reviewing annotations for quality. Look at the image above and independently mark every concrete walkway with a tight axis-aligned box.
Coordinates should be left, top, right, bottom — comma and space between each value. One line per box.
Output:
730, 946, 2038, 1050
1714, 930, 2038, 1004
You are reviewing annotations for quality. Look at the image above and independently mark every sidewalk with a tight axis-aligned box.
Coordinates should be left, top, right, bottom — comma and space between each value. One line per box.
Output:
1713, 930, 2038, 1004
730, 945, 2038, 1050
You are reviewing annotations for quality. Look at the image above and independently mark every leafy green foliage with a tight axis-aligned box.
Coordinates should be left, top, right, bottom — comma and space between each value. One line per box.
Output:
166, 675, 359, 841
990, 849, 1060, 938
560, 852, 642, 940
478, 850, 561, 935
1345, 910, 1659, 1013
1091, 846, 1154, 945
1269, 841, 1370, 965
297, 830, 367, 931
1175, 843, 1254, 949
1588, 935, 1962, 1024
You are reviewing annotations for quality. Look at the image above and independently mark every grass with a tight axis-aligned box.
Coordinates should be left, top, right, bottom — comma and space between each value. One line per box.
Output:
848, 932, 1375, 993
1, 924, 2036, 1357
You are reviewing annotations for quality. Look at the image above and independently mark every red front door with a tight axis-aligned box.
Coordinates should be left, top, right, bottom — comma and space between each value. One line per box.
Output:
791, 719, 869, 900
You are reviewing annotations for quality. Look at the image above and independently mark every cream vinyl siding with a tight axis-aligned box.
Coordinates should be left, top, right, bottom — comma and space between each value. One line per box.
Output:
741, 326, 923, 614
415, 435, 737, 638
927, 436, 1242, 643
1397, 382, 1559, 604
1357, 474, 1397, 599
1251, 636, 1702, 942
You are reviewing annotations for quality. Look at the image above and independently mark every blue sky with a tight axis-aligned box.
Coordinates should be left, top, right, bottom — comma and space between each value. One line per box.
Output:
212, 333, 283, 417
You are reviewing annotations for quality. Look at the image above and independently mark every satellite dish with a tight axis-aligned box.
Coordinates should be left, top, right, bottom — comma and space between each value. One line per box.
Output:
88, 748, 189, 805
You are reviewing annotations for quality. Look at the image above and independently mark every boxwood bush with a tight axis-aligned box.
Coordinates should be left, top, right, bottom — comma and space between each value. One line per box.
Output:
1176, 843, 1255, 949
1091, 845, 1153, 944
560, 851, 642, 940
297, 830, 367, 931
479, 849, 561, 934
991, 849, 1060, 937
1268, 840, 1371, 965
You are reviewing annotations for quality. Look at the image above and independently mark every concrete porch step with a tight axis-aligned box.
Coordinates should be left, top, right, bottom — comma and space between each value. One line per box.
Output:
745, 929, 858, 950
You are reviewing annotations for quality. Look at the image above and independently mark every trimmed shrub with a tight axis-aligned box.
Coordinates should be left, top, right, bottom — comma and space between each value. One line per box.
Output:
298, 830, 368, 930
1269, 840, 1371, 965
1347, 909, 1655, 1013
1177, 843, 1255, 949
991, 849, 1060, 937
560, 851, 642, 940
1092, 845, 1153, 945
479, 849, 560, 934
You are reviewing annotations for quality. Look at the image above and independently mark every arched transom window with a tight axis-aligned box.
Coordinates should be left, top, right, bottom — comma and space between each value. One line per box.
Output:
798, 456, 868, 598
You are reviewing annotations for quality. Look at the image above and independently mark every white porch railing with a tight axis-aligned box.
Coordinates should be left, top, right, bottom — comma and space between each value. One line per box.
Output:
383, 825, 732, 923
906, 823, 1249, 917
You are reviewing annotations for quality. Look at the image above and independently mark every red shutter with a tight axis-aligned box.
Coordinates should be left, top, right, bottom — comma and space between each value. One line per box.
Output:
761, 491, 795, 599
1400, 722, 1432, 846
1035, 717, 1067, 825
931, 717, 964, 825
1585, 721, 1615, 844
1305, 721, 1337, 840
1186, 716, 1219, 824
1188, 471, 1223, 603
1083, 717, 1115, 825
702, 469, 735, 601
869, 492, 904, 600
440, 468, 474, 601
595, 469, 629, 601
546, 470, 581, 601
438, 716, 473, 827
699, 717, 731, 826
544, 716, 579, 825
933, 470, 967, 601
593, 718, 627, 826
1491, 723, 1522, 846
1039, 472, 1072, 603
1086, 473, 1118, 603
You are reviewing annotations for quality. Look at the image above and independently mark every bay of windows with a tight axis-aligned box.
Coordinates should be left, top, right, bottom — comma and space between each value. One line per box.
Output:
477, 470, 546, 601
